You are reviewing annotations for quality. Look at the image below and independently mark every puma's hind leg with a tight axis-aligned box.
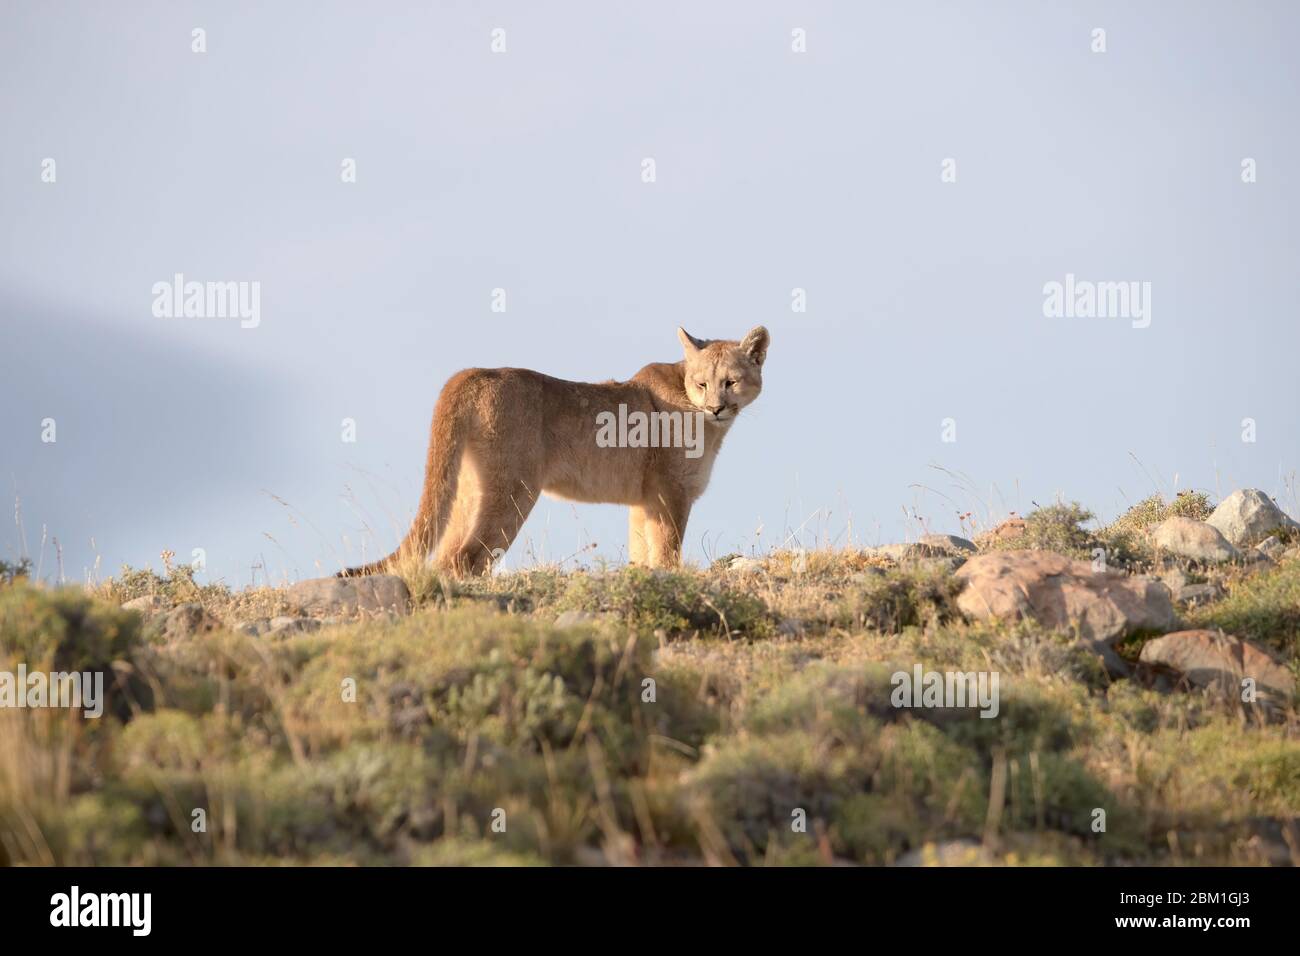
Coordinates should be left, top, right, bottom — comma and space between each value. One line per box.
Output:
440, 475, 539, 575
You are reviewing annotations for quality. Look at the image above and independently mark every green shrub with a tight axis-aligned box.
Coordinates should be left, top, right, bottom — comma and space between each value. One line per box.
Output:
835, 565, 963, 633
1185, 555, 1300, 656
556, 566, 773, 638
0, 558, 33, 585
1022, 502, 1096, 556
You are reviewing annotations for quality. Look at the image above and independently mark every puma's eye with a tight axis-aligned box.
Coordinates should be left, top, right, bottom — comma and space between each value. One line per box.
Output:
724, 380, 736, 389
696, 382, 707, 390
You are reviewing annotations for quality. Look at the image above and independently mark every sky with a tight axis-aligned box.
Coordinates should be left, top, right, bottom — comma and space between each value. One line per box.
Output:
2, 1, 1297, 588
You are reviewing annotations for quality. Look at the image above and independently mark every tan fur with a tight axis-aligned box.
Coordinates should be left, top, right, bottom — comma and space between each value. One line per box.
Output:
341, 326, 770, 577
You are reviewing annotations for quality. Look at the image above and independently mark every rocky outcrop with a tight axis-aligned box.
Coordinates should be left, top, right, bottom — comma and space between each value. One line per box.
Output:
286, 574, 410, 618
121, 595, 163, 616
1139, 629, 1294, 708
975, 518, 1026, 548
153, 602, 223, 641
954, 550, 1175, 673
1149, 517, 1239, 563
919, 534, 977, 554
1205, 489, 1299, 548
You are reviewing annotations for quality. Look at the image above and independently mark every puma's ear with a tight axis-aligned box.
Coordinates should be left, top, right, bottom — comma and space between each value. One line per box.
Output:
740, 326, 770, 367
677, 327, 706, 354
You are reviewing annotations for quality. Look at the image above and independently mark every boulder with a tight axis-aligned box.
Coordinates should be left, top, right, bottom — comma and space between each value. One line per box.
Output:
1255, 536, 1286, 560
954, 550, 1175, 673
1149, 517, 1239, 563
154, 602, 222, 641
268, 616, 322, 635
121, 595, 163, 616
1173, 582, 1221, 606
1139, 629, 1294, 707
1205, 489, 1299, 548
919, 533, 978, 554
976, 518, 1026, 547
286, 574, 410, 617
872, 536, 973, 563
872, 543, 950, 561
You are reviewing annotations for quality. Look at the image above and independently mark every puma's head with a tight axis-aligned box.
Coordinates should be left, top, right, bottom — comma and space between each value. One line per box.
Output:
676, 325, 769, 424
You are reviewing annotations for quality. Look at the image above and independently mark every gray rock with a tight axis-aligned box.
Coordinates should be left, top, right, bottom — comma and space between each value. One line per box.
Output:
872, 542, 952, 562
121, 595, 163, 615
155, 602, 222, 641
919, 533, 978, 554
726, 556, 764, 573
1205, 489, 1300, 548
286, 574, 410, 617
1150, 517, 1239, 563
1256, 536, 1286, 560
1139, 629, 1295, 707
1159, 568, 1188, 592
268, 616, 322, 634
1173, 582, 1222, 606
955, 550, 1175, 675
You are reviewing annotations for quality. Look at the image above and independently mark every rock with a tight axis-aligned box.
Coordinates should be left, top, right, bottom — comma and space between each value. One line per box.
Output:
1173, 582, 1221, 606
1149, 517, 1239, 563
976, 518, 1026, 547
286, 574, 410, 617
919, 533, 978, 554
1256, 536, 1286, 560
268, 616, 321, 634
1205, 489, 1300, 548
726, 556, 764, 573
1159, 567, 1187, 592
954, 550, 1175, 674
155, 602, 222, 641
1139, 630, 1295, 707
872, 542, 954, 562
121, 595, 163, 615
554, 610, 603, 628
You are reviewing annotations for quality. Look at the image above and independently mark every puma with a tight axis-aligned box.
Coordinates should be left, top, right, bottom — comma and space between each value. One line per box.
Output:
341, 325, 770, 577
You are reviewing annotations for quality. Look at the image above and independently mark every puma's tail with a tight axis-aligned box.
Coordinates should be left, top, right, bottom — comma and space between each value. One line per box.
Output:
338, 395, 466, 578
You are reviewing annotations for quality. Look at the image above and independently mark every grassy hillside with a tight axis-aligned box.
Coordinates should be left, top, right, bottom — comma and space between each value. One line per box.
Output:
1, 499, 1297, 866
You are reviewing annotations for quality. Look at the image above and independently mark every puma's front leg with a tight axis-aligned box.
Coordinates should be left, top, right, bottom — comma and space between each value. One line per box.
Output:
628, 505, 649, 565
641, 496, 691, 568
